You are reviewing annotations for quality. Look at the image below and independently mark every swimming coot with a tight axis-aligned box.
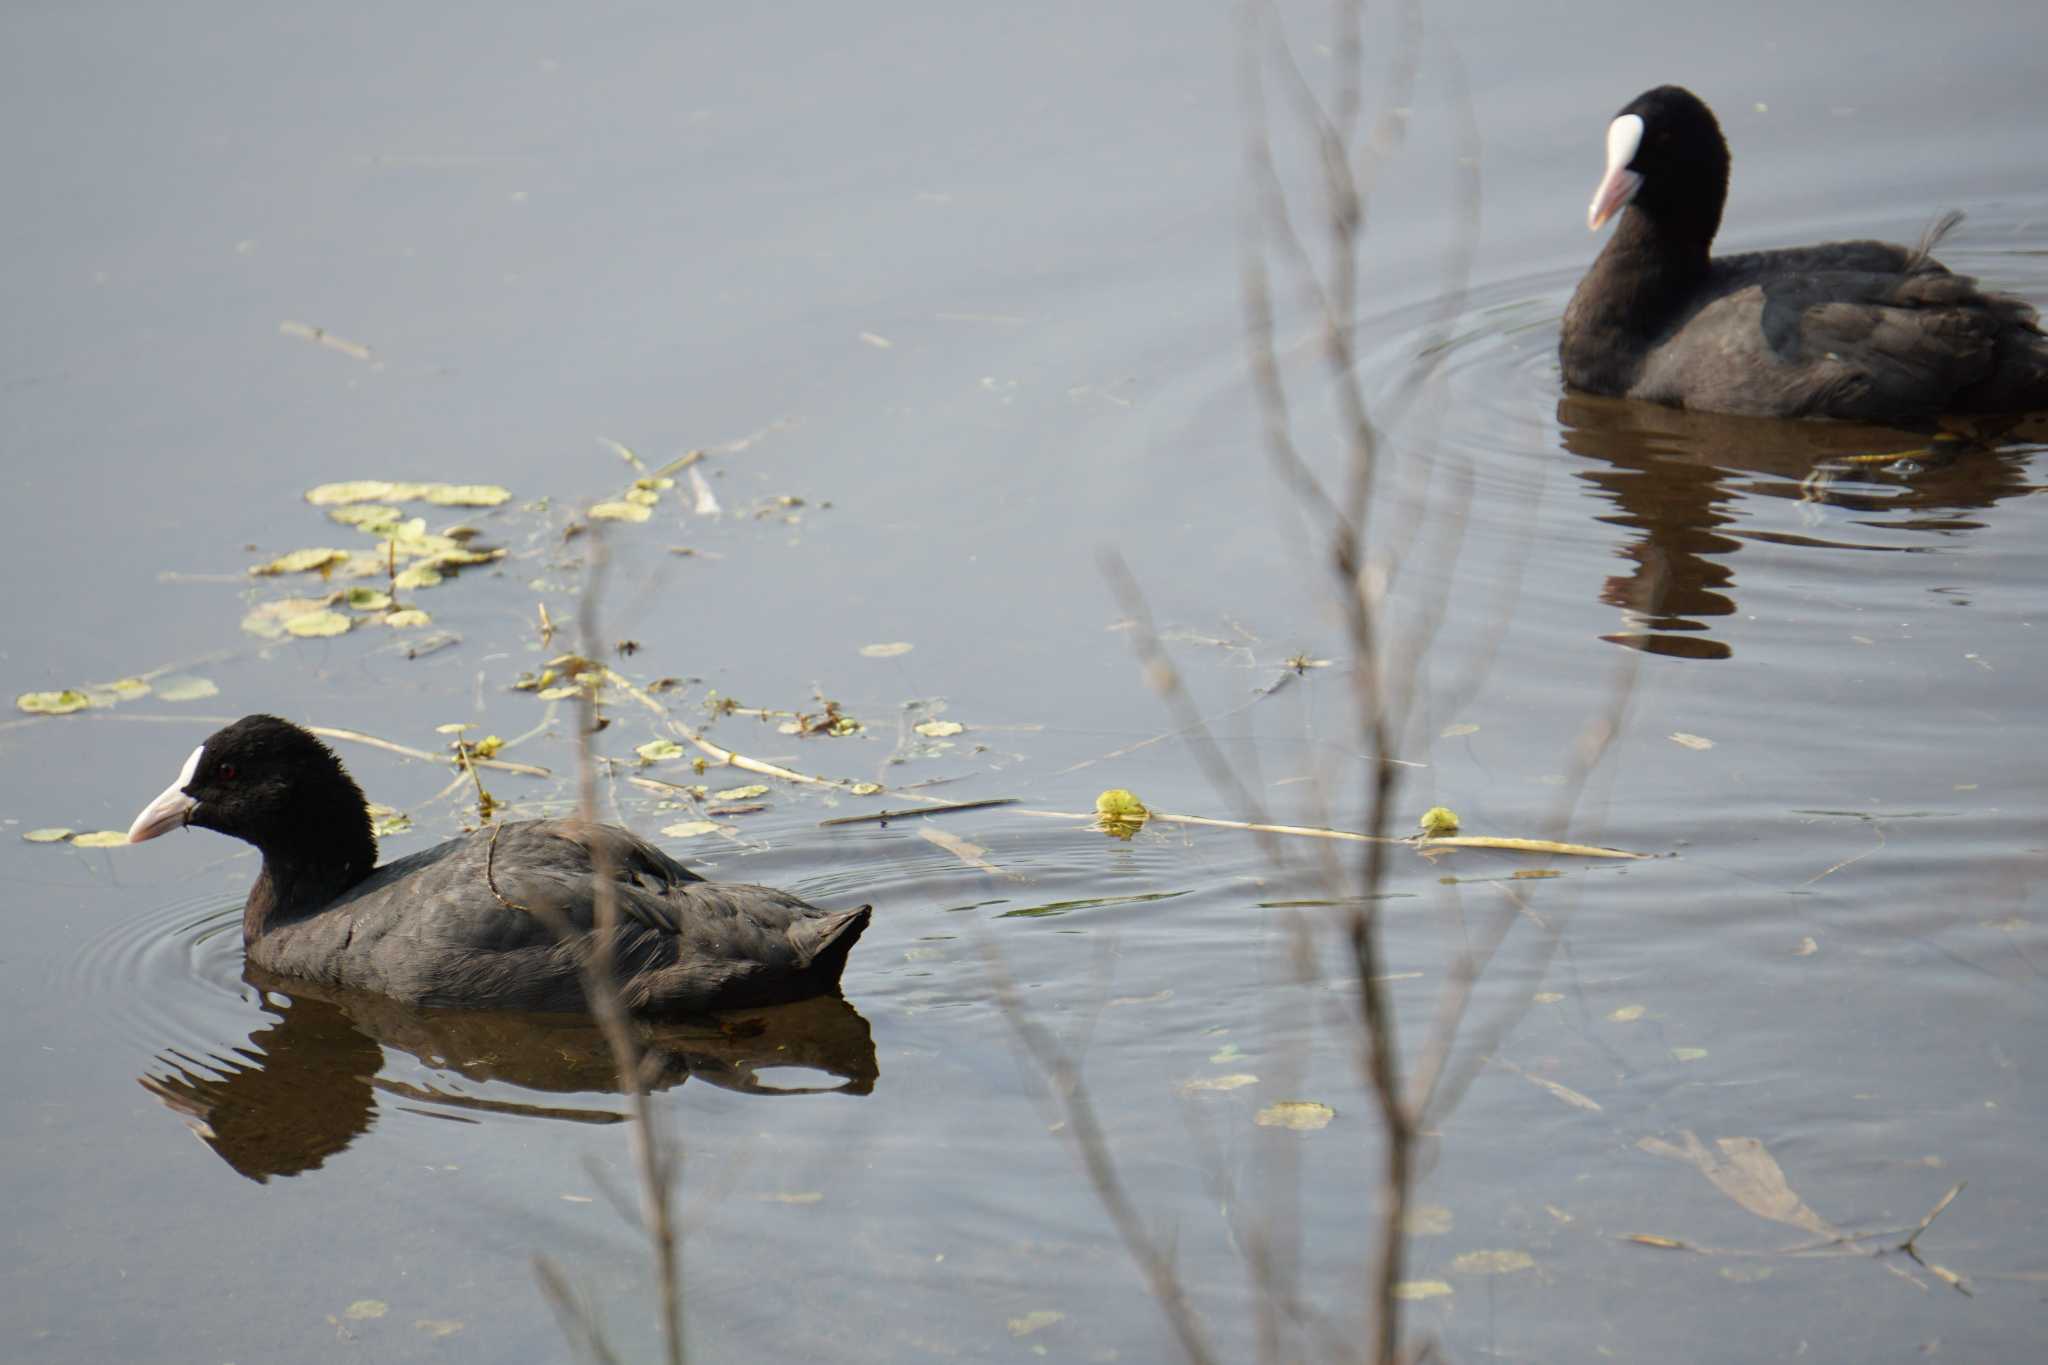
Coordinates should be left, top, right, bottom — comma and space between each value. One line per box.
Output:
126, 715, 870, 1014
1560, 85, 2048, 421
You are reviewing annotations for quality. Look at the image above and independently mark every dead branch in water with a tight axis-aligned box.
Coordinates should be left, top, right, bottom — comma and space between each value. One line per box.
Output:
996, 2, 1645, 1361
531, 527, 686, 1365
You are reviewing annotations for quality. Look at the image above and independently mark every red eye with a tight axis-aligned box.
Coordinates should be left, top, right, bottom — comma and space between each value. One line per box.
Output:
218, 764, 238, 781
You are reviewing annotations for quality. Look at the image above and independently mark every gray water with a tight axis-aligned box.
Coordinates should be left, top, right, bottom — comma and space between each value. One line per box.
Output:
5, 2, 2047, 1361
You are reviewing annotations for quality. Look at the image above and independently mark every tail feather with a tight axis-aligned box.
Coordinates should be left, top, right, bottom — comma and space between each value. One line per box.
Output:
792, 905, 871, 983
1906, 209, 1966, 271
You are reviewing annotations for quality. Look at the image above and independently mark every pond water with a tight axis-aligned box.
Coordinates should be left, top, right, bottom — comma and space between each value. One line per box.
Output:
5, 1, 2046, 1361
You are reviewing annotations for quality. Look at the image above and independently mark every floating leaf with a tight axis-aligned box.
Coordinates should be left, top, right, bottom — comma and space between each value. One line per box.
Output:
283, 609, 352, 638
250, 547, 349, 576
1500, 1060, 1603, 1111
435, 722, 472, 734
307, 481, 414, 505
1419, 805, 1460, 836
757, 1191, 824, 1205
1181, 1074, 1260, 1094
1635, 1132, 1835, 1237
419, 483, 510, 506
1671, 1047, 1710, 1063
17, 690, 92, 715
625, 487, 661, 507
913, 720, 965, 738
1006, 1311, 1063, 1338
1532, 991, 1564, 1005
343, 1300, 388, 1321
711, 784, 770, 801
393, 564, 443, 590
240, 596, 340, 639
1794, 936, 1818, 957
367, 804, 413, 836
345, 587, 393, 611
380, 527, 465, 559
1406, 1205, 1455, 1236
849, 782, 883, 796
1669, 732, 1715, 751
328, 503, 405, 528
1452, 1249, 1535, 1275
661, 820, 721, 839
859, 642, 913, 658
413, 1320, 465, 1339
70, 830, 131, 848
590, 500, 652, 522
1608, 1004, 1646, 1023
329, 551, 390, 578
634, 476, 675, 492
1093, 787, 1150, 840
103, 677, 151, 700
154, 676, 219, 703
1393, 1281, 1453, 1301
537, 685, 582, 701
1107, 989, 1171, 1008
383, 609, 431, 628
636, 740, 686, 763
1531, 1076, 1602, 1111
307, 481, 508, 507
1440, 722, 1480, 738
1255, 1100, 1335, 1131
1095, 789, 1148, 820
22, 828, 75, 843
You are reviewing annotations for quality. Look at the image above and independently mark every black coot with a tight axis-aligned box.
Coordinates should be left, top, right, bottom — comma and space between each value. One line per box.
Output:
1560, 85, 2048, 421
127, 715, 870, 1014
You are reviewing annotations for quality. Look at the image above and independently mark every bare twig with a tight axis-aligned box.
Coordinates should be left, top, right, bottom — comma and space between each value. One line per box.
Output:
570, 531, 686, 1365
985, 944, 1221, 1365
307, 723, 551, 777
817, 797, 1020, 827
533, 1257, 628, 1365
525, 525, 686, 1365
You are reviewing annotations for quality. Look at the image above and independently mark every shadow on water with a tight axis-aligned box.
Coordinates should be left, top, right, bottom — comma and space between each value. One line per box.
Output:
140, 969, 876, 1183
1557, 394, 2048, 659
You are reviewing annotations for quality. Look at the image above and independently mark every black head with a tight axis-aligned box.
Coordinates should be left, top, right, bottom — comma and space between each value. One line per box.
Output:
128, 715, 376, 876
1587, 85, 1730, 250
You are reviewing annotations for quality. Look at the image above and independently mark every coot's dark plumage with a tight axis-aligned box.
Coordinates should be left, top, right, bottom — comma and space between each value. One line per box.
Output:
1560, 85, 2048, 421
127, 716, 869, 1014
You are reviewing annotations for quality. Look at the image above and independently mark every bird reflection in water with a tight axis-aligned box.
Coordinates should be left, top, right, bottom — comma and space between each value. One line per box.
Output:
1556, 394, 2045, 659
140, 965, 877, 1183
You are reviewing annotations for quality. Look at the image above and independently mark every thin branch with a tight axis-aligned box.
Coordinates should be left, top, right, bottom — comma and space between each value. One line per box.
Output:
986, 944, 1221, 1365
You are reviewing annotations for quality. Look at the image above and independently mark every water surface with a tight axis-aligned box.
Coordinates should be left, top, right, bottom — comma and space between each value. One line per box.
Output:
5, 2, 2047, 1361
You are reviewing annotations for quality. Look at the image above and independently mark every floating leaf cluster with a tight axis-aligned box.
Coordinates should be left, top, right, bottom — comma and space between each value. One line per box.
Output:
1094, 788, 1150, 840
590, 475, 675, 524
22, 827, 132, 848
1419, 805, 1461, 836
16, 674, 217, 717
239, 481, 517, 641
305, 481, 511, 507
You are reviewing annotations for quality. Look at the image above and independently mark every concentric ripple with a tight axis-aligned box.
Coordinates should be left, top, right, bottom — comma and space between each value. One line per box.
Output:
68, 887, 254, 1057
